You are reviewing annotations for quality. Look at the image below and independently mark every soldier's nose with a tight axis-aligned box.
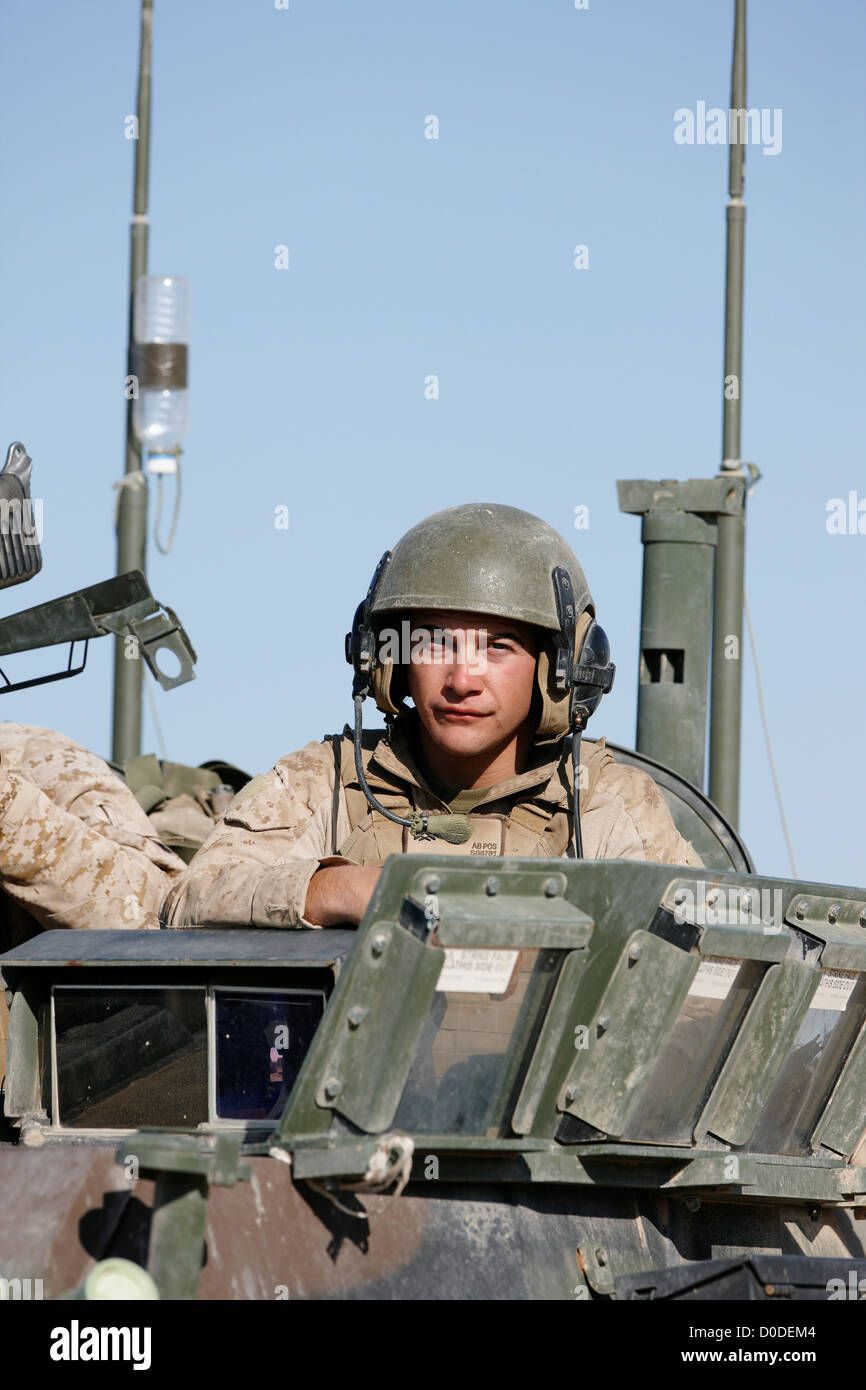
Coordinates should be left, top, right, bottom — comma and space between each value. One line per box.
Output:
445, 664, 482, 696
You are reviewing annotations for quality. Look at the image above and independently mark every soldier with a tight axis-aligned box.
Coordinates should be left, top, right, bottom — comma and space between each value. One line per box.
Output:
163, 504, 701, 931
0, 722, 186, 949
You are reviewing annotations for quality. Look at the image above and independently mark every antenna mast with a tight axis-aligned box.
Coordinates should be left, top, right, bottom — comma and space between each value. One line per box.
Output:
708, 0, 748, 823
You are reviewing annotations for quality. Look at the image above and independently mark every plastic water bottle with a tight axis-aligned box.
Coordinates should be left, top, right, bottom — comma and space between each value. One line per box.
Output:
132, 276, 190, 472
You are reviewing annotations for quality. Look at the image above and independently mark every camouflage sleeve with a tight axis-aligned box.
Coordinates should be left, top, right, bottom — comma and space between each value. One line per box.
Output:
161, 739, 352, 929
595, 763, 703, 867
0, 730, 186, 931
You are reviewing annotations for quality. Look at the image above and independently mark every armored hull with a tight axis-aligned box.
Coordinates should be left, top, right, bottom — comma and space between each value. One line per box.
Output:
3, 856, 866, 1300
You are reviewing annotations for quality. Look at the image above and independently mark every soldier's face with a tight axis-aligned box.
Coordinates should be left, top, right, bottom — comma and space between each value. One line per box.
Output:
405, 610, 539, 764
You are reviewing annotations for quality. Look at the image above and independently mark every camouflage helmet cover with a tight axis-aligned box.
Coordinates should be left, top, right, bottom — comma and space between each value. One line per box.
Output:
369, 503, 595, 738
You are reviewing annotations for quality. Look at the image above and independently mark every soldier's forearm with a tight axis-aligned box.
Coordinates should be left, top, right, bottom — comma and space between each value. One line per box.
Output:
303, 864, 381, 926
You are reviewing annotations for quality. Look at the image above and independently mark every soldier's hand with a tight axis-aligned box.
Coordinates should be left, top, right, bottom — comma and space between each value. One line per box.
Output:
303, 864, 382, 927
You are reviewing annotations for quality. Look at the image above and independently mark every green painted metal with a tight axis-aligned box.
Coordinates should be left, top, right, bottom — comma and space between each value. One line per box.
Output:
511, 950, 591, 1135
696, 960, 817, 1146
616, 479, 723, 788
810, 1019, 866, 1158
708, 0, 749, 824
8, 854, 866, 1231
279, 919, 444, 1136
147, 1175, 207, 1301
422, 879, 593, 950
116, 1132, 250, 1300
659, 877, 791, 961
783, 893, 866, 970
119, 1132, 251, 1184
557, 931, 700, 1136
3, 986, 39, 1118
112, 0, 153, 764
284, 1137, 862, 1206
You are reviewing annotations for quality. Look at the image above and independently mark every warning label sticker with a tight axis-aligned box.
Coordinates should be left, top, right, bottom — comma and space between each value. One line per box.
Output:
436, 948, 519, 995
810, 970, 857, 1012
687, 957, 741, 1001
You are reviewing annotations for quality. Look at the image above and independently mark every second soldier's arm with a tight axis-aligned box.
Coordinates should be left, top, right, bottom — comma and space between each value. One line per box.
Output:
161, 738, 370, 928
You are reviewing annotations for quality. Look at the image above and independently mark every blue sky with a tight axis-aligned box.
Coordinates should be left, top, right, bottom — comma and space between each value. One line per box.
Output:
1, 0, 864, 887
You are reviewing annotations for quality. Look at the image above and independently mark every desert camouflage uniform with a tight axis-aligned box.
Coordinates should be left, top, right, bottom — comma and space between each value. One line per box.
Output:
0, 722, 186, 947
163, 715, 701, 929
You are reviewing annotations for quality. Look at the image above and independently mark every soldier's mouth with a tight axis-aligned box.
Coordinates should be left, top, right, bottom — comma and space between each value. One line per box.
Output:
434, 708, 487, 721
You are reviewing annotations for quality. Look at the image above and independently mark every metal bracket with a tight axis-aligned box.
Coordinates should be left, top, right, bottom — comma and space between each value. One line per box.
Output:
784, 893, 866, 970
0, 570, 196, 692
118, 1130, 251, 1186
98, 598, 196, 690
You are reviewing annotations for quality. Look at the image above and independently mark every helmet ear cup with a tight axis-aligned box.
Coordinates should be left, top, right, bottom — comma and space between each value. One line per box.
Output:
572, 619, 615, 724
370, 654, 404, 716
535, 609, 594, 739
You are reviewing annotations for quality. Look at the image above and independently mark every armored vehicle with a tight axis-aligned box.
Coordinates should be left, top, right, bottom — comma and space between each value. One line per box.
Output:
2, 853, 866, 1300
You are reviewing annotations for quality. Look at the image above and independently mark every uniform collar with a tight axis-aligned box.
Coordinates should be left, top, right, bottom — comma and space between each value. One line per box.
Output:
367, 713, 573, 810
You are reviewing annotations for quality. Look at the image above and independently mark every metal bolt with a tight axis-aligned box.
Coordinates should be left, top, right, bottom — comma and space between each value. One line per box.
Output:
595, 1247, 607, 1267
565, 1085, 579, 1103
425, 874, 441, 894
543, 877, 560, 898
628, 942, 642, 962
323, 1077, 342, 1100
828, 904, 840, 924
860, 911, 866, 929
485, 876, 500, 896
674, 888, 687, 906
685, 1197, 701, 1213
795, 900, 807, 921
807, 1206, 820, 1223
371, 933, 388, 958
347, 1006, 367, 1029
597, 1014, 610, 1035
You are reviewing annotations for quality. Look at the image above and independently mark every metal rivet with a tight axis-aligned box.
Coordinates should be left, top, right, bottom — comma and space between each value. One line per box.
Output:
543, 877, 560, 898
485, 876, 500, 896
595, 1247, 607, 1266
597, 1014, 609, 1034
628, 942, 642, 962
371, 933, 388, 957
565, 1085, 579, 1103
323, 1078, 341, 1100
425, 875, 441, 894
859, 911, 866, 929
796, 901, 807, 921
347, 1006, 367, 1029
828, 904, 840, 924
674, 889, 687, 906
685, 1197, 701, 1214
